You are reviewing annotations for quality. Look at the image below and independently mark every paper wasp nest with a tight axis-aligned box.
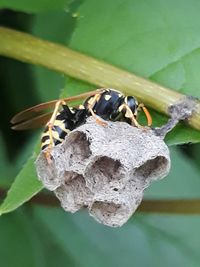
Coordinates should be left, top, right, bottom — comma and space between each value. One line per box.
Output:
36, 117, 170, 227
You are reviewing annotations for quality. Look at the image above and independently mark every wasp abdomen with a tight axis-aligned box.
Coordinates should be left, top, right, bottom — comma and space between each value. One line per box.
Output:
41, 109, 75, 150
41, 106, 88, 151
41, 125, 67, 150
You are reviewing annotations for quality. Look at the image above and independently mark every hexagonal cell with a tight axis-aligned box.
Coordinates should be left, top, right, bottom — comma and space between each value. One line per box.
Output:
55, 171, 94, 213
133, 156, 169, 185
64, 131, 92, 165
90, 200, 135, 227
85, 156, 126, 191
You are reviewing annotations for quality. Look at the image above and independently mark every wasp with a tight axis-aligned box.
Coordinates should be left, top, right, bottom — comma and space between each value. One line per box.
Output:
11, 88, 152, 163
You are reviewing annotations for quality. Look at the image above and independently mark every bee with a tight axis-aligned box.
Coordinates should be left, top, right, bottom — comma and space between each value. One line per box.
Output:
11, 88, 152, 163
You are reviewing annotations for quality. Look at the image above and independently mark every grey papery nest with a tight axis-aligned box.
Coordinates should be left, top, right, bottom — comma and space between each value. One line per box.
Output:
36, 117, 170, 227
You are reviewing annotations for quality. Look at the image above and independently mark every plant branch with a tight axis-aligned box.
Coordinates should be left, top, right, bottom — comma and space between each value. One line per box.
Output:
29, 194, 200, 214
0, 27, 200, 131
138, 199, 200, 214
1, 188, 200, 214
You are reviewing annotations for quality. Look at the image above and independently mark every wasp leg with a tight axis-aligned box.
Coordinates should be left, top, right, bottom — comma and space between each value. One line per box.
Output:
119, 103, 142, 128
138, 103, 152, 127
87, 93, 108, 127
130, 116, 141, 128
44, 100, 66, 164
88, 107, 107, 126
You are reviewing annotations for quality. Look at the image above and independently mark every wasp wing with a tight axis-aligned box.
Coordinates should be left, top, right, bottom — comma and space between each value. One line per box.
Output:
11, 100, 58, 124
11, 112, 53, 130
11, 90, 100, 125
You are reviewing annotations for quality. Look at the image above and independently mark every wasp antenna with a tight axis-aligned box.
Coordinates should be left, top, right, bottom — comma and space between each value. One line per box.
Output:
142, 106, 152, 126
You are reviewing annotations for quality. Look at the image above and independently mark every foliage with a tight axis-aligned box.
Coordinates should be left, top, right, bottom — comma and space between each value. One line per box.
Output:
0, 0, 200, 266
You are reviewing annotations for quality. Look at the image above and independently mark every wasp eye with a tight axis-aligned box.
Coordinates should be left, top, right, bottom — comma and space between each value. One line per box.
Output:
126, 96, 137, 113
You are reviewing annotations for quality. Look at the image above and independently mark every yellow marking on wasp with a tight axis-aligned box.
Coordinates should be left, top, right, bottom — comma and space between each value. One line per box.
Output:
106, 88, 123, 98
41, 132, 49, 138
42, 128, 65, 145
54, 120, 64, 126
53, 120, 70, 133
104, 95, 112, 101
51, 130, 63, 142
69, 107, 76, 113
87, 93, 101, 107
119, 103, 133, 118
106, 88, 121, 93
79, 104, 85, 109
41, 139, 50, 147
87, 97, 95, 106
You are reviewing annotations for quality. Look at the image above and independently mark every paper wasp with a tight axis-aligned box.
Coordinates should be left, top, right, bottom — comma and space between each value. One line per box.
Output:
11, 88, 152, 162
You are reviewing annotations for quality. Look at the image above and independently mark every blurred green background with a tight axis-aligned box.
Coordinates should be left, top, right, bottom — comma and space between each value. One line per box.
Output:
1, 1, 200, 266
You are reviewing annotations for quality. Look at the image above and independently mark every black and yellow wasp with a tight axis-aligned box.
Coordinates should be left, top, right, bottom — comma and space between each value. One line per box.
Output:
11, 88, 152, 162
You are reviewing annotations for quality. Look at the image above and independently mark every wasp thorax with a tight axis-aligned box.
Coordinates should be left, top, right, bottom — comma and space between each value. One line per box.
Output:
84, 89, 125, 121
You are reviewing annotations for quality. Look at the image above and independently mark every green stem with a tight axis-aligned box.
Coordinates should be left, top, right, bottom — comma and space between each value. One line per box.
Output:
30, 193, 200, 214
1, 188, 200, 214
0, 26, 200, 130
138, 199, 200, 214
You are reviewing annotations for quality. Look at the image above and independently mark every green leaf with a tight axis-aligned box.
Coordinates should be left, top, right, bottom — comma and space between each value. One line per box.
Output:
0, 133, 14, 187
34, 206, 200, 267
0, 144, 43, 215
145, 147, 200, 199
0, 0, 71, 13
2, 147, 200, 267
67, 0, 200, 144
31, 146, 200, 267
0, 210, 45, 267
2, 0, 200, 215
0, 9, 79, 214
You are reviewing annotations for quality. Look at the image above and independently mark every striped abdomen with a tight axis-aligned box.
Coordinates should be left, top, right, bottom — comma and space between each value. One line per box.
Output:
41, 108, 75, 151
